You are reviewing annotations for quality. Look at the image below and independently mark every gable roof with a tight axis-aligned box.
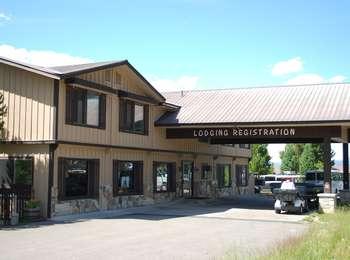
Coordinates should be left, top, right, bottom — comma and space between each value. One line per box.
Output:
155, 83, 350, 126
0, 56, 165, 101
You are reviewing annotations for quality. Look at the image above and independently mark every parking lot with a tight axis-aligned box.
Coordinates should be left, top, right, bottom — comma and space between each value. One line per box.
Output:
0, 196, 308, 260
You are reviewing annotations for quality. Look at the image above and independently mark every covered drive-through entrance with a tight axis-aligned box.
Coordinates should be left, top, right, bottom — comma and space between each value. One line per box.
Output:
166, 125, 349, 193
154, 83, 350, 212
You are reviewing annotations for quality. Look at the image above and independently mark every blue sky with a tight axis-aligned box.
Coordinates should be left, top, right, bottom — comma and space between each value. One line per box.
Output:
0, 0, 349, 164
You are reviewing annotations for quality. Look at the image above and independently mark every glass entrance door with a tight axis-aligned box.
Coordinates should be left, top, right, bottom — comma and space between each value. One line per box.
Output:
182, 161, 193, 198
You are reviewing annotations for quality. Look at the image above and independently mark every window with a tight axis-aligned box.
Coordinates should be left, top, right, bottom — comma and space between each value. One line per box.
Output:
236, 165, 249, 186
119, 99, 149, 135
58, 158, 99, 200
113, 161, 143, 195
153, 162, 176, 192
201, 164, 211, 179
66, 86, 106, 128
217, 164, 231, 188
239, 144, 250, 149
0, 157, 33, 189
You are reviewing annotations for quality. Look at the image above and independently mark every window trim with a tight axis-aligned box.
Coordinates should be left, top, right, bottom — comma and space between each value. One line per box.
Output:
153, 161, 176, 193
113, 160, 144, 196
65, 85, 106, 130
119, 98, 149, 136
216, 164, 232, 188
57, 157, 100, 201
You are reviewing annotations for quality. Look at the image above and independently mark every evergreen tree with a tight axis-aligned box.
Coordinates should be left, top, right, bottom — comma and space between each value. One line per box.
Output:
299, 144, 318, 173
249, 144, 273, 175
0, 92, 7, 138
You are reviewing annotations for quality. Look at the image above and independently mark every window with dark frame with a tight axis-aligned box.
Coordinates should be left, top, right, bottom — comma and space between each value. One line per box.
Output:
66, 86, 106, 129
58, 158, 99, 200
216, 164, 231, 188
153, 162, 176, 192
239, 144, 250, 149
119, 99, 149, 135
0, 157, 33, 189
113, 161, 143, 195
236, 165, 249, 186
201, 164, 211, 179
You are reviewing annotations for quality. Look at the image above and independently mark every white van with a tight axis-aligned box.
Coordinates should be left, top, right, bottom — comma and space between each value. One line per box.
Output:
305, 170, 343, 193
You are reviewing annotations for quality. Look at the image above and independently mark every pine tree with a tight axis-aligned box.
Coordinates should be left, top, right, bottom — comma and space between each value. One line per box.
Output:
249, 144, 273, 175
0, 92, 7, 138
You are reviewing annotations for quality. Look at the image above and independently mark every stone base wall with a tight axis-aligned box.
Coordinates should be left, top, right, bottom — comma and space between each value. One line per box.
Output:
318, 193, 337, 213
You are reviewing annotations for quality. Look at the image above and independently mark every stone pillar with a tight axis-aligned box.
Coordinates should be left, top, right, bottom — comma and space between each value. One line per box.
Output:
323, 137, 332, 193
318, 193, 337, 213
343, 143, 349, 190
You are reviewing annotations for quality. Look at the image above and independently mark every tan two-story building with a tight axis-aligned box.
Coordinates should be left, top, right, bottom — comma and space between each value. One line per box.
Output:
0, 57, 252, 218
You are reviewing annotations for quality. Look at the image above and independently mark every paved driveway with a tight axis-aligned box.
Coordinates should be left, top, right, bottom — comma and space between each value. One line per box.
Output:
0, 196, 308, 260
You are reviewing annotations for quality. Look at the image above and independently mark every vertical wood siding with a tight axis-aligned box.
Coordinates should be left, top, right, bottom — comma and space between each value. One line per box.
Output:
0, 64, 55, 141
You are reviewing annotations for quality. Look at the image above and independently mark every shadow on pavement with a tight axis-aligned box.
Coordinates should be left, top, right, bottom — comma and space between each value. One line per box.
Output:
1, 195, 277, 230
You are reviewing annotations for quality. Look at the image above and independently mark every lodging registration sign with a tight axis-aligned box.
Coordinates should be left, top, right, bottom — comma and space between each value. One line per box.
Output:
166, 126, 341, 139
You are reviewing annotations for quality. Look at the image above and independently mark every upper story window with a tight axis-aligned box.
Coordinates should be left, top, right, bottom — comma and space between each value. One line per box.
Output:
66, 86, 106, 129
119, 99, 149, 135
239, 144, 250, 149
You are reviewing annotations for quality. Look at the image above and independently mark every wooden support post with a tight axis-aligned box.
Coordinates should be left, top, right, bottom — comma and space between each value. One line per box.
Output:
343, 143, 349, 190
323, 138, 332, 193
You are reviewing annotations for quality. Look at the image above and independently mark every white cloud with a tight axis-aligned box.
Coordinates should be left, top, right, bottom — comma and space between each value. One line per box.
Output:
0, 44, 93, 67
329, 75, 347, 83
268, 144, 286, 163
0, 13, 11, 21
286, 73, 347, 85
272, 57, 303, 76
286, 73, 325, 85
150, 76, 199, 92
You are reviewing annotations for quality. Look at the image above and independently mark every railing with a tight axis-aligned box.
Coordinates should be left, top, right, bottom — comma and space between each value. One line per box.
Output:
0, 186, 31, 226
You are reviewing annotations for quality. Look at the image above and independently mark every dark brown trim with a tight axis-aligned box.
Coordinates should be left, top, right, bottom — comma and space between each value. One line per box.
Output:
118, 90, 159, 105
153, 161, 177, 193
65, 77, 116, 94
155, 120, 350, 127
57, 157, 100, 201
113, 160, 143, 196
53, 79, 60, 140
47, 143, 58, 219
323, 137, 332, 193
57, 140, 240, 159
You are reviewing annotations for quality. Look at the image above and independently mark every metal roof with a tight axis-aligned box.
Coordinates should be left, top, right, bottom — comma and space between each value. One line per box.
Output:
50, 60, 127, 75
155, 83, 350, 126
0, 57, 165, 101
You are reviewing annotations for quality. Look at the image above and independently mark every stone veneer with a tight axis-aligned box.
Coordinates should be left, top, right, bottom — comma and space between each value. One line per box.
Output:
318, 193, 337, 213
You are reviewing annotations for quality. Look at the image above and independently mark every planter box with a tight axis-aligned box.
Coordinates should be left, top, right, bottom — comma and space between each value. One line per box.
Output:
23, 207, 41, 221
